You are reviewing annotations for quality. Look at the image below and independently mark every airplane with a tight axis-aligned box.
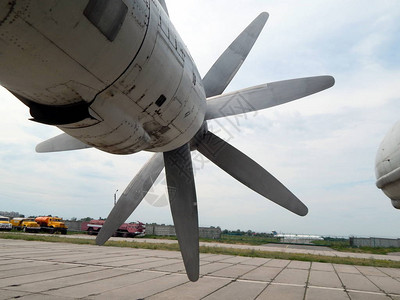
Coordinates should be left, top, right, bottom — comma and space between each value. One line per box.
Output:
0, 1, 334, 281
375, 121, 400, 209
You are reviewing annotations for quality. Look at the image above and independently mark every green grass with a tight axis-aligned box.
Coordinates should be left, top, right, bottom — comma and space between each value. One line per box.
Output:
312, 239, 400, 255
145, 235, 400, 256
142, 234, 281, 246
1, 232, 400, 269
332, 246, 400, 255
214, 234, 281, 245
141, 235, 177, 241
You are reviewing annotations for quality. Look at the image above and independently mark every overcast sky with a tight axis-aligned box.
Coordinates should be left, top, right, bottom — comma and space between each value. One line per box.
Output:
1, 0, 400, 237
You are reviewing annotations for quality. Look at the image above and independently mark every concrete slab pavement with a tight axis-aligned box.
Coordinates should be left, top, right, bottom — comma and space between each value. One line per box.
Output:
1, 239, 400, 299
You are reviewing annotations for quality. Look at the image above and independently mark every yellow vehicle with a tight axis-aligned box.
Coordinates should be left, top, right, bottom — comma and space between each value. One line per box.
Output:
35, 216, 68, 234
10, 218, 41, 233
0, 216, 12, 231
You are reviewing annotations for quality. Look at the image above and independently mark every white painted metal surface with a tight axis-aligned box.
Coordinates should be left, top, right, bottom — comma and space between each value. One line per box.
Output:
376, 121, 400, 208
0, 0, 205, 154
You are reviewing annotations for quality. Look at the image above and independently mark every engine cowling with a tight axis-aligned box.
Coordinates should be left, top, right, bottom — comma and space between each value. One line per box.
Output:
0, 0, 206, 155
375, 120, 400, 209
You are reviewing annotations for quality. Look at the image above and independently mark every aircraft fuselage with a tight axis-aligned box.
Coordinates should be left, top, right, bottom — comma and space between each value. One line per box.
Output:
0, 0, 206, 154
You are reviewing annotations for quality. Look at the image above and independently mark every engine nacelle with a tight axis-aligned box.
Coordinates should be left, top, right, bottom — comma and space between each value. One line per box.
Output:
375, 121, 400, 209
0, 0, 206, 154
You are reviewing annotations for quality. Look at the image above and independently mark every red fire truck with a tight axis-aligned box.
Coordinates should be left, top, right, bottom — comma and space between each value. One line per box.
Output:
81, 220, 145, 238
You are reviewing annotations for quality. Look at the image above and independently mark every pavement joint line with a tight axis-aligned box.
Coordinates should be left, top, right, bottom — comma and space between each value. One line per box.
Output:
254, 258, 291, 299
140, 274, 193, 299
389, 293, 400, 297
213, 259, 260, 280
0, 260, 44, 268
236, 263, 262, 280
13, 258, 120, 270
198, 274, 237, 281
346, 288, 392, 296
201, 254, 224, 261
199, 278, 235, 300
302, 259, 313, 300
307, 285, 346, 292
200, 260, 235, 276
2, 266, 136, 290
143, 269, 180, 276
332, 262, 351, 299
202, 275, 237, 281
270, 282, 305, 288
197, 260, 214, 269
81, 256, 142, 264
377, 266, 400, 284
32, 268, 141, 294
49, 253, 135, 262
258, 258, 272, 267
81, 270, 170, 299
236, 279, 270, 284
100, 257, 166, 268
10, 252, 167, 268
2, 290, 36, 300
0, 264, 85, 280
120, 267, 143, 272
354, 265, 394, 299
306, 284, 393, 299
147, 259, 189, 271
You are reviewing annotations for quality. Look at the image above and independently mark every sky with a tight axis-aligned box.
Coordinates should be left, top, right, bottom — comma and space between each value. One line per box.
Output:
1, 0, 400, 237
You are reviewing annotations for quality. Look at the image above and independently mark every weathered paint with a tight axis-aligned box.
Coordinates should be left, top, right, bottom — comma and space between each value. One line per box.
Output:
0, 0, 206, 154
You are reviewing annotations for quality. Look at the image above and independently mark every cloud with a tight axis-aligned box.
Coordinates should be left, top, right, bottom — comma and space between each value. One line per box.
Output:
0, 1, 400, 237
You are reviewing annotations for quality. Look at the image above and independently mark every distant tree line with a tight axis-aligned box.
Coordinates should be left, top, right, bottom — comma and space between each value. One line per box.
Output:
0, 212, 98, 222
0, 211, 24, 218
69, 217, 95, 222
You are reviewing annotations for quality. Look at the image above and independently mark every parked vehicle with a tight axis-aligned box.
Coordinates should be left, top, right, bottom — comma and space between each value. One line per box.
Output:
35, 216, 68, 234
81, 220, 145, 238
0, 216, 12, 231
10, 218, 40, 232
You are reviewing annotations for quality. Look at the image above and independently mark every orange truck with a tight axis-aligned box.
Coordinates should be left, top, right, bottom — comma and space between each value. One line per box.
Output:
35, 216, 68, 234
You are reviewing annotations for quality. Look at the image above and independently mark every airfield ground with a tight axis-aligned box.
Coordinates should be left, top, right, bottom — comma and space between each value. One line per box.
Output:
1, 238, 400, 299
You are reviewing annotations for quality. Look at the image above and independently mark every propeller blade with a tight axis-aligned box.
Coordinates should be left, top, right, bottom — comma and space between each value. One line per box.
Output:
205, 76, 335, 120
163, 144, 199, 282
196, 132, 308, 216
96, 153, 164, 246
36, 133, 92, 153
202, 12, 269, 98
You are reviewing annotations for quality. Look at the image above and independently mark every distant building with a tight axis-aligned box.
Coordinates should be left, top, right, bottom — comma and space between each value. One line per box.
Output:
273, 232, 323, 244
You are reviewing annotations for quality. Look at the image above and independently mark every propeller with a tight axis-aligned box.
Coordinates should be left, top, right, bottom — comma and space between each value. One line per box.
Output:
205, 76, 335, 121
164, 144, 199, 281
195, 131, 308, 216
36, 133, 92, 153
96, 153, 164, 246
202, 12, 269, 98
96, 11, 335, 282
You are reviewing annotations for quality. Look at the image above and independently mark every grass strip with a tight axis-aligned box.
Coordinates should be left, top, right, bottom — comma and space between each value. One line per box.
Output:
1, 232, 400, 269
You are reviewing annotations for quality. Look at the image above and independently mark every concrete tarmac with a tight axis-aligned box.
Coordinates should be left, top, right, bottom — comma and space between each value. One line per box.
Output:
1, 239, 400, 299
